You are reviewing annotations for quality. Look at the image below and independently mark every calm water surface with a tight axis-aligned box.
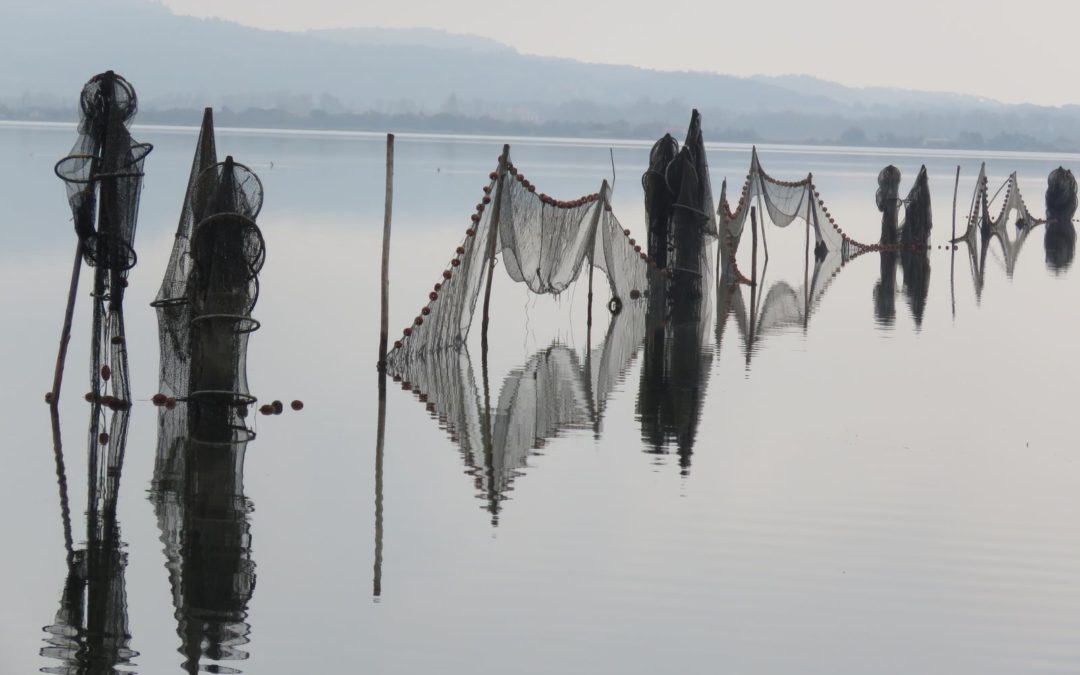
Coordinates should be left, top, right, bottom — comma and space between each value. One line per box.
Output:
3, 122, 1080, 674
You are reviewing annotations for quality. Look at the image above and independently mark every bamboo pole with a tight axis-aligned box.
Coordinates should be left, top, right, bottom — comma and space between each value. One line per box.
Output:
48, 243, 84, 407
377, 134, 394, 371
481, 145, 510, 356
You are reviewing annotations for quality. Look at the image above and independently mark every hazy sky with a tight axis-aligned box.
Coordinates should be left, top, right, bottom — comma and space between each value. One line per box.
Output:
159, 0, 1076, 107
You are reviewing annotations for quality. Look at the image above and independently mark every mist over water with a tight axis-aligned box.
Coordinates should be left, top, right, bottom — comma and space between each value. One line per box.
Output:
4, 123, 1080, 674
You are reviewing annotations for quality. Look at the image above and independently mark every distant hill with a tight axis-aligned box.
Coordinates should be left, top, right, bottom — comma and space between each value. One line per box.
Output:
4, 0, 1080, 151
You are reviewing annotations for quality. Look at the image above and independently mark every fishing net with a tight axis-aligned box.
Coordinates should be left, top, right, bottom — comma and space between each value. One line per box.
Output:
1045, 167, 1077, 271
955, 163, 1044, 280
898, 165, 934, 247
145, 113, 259, 671
642, 110, 717, 311
54, 72, 151, 488
154, 109, 218, 400
153, 110, 264, 445
384, 152, 651, 367
877, 165, 902, 244
718, 147, 872, 268
389, 303, 647, 523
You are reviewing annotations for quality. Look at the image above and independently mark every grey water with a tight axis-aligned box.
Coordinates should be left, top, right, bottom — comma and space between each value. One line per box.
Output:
3, 121, 1080, 674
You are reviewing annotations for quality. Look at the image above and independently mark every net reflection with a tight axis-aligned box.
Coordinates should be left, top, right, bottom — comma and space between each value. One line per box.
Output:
149, 414, 255, 674
42, 405, 137, 675
389, 302, 647, 524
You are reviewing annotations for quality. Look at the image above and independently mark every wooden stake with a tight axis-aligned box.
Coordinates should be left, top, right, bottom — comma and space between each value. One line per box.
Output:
481, 145, 510, 356
49, 243, 84, 407
377, 134, 394, 371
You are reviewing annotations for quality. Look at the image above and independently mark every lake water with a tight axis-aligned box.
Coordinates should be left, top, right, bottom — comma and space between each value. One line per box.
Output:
3, 121, 1080, 674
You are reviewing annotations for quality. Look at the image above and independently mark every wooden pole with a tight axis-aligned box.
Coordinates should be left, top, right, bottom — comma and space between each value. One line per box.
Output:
804, 175, 812, 329
481, 145, 510, 356
586, 180, 608, 337
48, 242, 84, 407
951, 165, 960, 318
372, 132, 393, 594
951, 165, 960, 244
756, 175, 769, 262
377, 134, 394, 371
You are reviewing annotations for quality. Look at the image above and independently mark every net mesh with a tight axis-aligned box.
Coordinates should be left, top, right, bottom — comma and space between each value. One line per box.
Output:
717, 147, 876, 266
642, 110, 717, 312
385, 153, 651, 367
153, 110, 264, 445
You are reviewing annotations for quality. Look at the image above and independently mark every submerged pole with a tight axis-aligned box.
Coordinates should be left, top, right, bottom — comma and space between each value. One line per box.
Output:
373, 373, 385, 598
377, 134, 394, 371
48, 243, 84, 407
481, 145, 510, 356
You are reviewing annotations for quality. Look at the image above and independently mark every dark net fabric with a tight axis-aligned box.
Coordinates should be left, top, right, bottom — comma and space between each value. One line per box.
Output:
153, 127, 265, 444
385, 154, 650, 367
899, 165, 933, 246
55, 73, 151, 502
642, 110, 716, 313
877, 165, 902, 245
1045, 167, 1077, 272
149, 121, 258, 668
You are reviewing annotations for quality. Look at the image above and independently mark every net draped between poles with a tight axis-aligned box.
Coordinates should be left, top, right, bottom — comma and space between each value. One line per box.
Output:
384, 153, 653, 367
718, 147, 876, 267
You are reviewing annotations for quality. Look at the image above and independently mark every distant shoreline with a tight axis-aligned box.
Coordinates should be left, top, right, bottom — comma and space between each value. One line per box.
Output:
5, 117, 1080, 163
